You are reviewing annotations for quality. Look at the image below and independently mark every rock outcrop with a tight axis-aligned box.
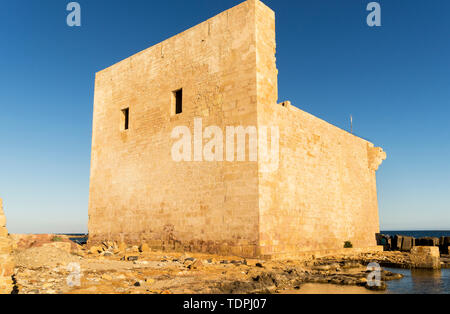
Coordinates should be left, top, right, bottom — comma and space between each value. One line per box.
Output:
0, 198, 14, 294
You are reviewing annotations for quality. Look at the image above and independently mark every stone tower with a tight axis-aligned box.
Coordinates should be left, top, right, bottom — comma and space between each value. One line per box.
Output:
88, 0, 386, 258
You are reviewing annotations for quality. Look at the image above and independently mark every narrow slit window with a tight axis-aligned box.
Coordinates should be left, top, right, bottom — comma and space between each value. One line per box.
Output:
121, 108, 129, 130
173, 89, 183, 115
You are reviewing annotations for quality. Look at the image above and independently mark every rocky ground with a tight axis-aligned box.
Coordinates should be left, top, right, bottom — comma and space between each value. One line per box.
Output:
10, 236, 450, 294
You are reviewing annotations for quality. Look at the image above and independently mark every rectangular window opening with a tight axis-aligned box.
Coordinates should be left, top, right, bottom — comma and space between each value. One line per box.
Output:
172, 89, 183, 115
121, 108, 129, 130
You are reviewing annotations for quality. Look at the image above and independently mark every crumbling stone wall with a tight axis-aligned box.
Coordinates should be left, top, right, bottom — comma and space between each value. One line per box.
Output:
0, 199, 14, 294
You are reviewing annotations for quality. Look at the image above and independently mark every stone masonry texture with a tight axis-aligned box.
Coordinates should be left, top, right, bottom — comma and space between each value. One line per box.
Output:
88, 0, 386, 258
0, 199, 14, 294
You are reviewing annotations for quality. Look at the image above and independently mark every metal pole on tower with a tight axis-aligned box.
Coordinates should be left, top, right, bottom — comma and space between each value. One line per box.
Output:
350, 115, 353, 134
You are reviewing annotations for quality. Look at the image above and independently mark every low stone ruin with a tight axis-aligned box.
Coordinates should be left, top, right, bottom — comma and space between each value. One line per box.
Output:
410, 246, 441, 270
377, 233, 450, 255
0, 198, 14, 294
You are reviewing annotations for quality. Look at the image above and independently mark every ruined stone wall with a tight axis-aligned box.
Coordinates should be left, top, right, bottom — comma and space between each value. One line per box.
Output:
89, 0, 261, 257
0, 199, 14, 294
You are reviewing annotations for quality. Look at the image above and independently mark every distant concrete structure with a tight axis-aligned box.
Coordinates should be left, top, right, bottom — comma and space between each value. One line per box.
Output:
411, 247, 441, 269
88, 0, 386, 258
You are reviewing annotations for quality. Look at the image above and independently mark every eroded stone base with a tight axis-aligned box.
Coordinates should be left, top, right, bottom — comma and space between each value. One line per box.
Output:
88, 233, 384, 260
262, 246, 384, 261
88, 234, 260, 258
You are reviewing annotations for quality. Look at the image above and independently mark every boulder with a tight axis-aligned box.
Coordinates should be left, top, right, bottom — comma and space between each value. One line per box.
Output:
188, 259, 204, 270
127, 256, 139, 261
365, 281, 387, 291
89, 245, 102, 254
410, 246, 440, 269
139, 243, 149, 253
101, 241, 118, 252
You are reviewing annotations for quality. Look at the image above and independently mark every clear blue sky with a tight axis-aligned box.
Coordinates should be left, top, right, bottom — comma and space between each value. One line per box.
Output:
0, 0, 449, 233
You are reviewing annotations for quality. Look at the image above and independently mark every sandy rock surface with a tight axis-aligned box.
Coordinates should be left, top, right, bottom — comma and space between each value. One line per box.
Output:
10, 236, 449, 294
14, 246, 81, 269
10, 241, 420, 294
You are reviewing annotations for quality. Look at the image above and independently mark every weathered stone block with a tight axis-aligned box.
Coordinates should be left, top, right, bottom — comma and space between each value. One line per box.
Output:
401, 236, 414, 252
410, 246, 441, 269
440, 237, 450, 246
375, 233, 383, 245
417, 237, 439, 247
393, 235, 403, 251
431, 237, 439, 246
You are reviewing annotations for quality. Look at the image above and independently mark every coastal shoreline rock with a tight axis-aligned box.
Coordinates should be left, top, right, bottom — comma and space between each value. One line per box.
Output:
9, 235, 450, 294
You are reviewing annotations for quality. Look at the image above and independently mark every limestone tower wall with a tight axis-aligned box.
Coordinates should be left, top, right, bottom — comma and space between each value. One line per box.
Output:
89, 0, 262, 256
253, 1, 386, 256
